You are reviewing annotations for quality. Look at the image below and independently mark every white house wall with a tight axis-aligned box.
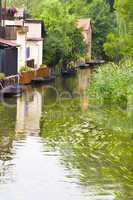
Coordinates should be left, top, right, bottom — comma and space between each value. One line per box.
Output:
24, 22, 42, 39
26, 40, 43, 67
17, 32, 27, 72
38, 40, 43, 66
5, 20, 15, 26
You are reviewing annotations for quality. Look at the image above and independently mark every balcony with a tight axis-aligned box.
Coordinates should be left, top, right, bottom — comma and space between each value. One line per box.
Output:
0, 26, 28, 40
0, 26, 17, 40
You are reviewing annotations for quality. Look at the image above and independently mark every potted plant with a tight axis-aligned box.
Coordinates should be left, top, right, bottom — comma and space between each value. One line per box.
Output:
0, 73, 5, 81
36, 64, 51, 78
19, 66, 35, 85
0, 73, 5, 89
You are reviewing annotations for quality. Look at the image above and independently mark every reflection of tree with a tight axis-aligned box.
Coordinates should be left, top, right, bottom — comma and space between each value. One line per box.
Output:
0, 103, 16, 183
64, 131, 133, 200
41, 104, 133, 200
0, 103, 16, 160
60, 76, 78, 96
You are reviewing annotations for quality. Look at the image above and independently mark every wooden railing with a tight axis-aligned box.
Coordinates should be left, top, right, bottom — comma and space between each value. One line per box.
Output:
0, 74, 20, 89
5, 74, 20, 86
0, 26, 17, 40
0, 81, 4, 89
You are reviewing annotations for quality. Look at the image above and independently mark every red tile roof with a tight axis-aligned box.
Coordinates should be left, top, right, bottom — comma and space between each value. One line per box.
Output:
77, 19, 91, 31
0, 38, 19, 47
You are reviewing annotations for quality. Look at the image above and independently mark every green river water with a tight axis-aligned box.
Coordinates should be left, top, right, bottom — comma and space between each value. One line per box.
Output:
0, 69, 133, 200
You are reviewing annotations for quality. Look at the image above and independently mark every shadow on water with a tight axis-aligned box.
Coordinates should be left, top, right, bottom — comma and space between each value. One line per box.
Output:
0, 69, 132, 200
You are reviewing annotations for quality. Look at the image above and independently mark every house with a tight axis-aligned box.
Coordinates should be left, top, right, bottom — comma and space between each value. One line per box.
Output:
0, 7, 44, 76
77, 19, 92, 61
24, 19, 44, 68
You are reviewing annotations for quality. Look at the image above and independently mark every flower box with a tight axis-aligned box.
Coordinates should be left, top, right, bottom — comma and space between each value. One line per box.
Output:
19, 71, 35, 85
36, 67, 51, 78
19, 66, 51, 84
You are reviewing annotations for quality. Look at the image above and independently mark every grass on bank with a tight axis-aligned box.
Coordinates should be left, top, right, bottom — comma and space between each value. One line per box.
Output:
88, 60, 133, 107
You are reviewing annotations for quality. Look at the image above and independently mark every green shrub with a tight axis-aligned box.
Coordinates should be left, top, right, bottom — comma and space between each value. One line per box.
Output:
19, 66, 33, 73
104, 33, 133, 62
0, 73, 5, 80
88, 60, 133, 107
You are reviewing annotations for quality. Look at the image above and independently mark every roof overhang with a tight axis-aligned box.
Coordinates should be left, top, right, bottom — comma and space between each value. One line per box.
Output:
24, 19, 44, 24
27, 38, 44, 42
0, 38, 20, 47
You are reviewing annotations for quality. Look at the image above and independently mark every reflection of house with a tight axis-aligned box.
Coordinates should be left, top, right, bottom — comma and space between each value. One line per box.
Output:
16, 89, 42, 135
77, 19, 92, 61
0, 7, 44, 76
78, 69, 91, 111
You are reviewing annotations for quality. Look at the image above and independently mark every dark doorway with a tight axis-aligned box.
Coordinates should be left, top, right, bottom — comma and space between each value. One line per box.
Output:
0, 46, 18, 76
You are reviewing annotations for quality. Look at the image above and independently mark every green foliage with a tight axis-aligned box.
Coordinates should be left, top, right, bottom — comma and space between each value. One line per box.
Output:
43, 33, 64, 68
7, 0, 133, 62
104, 33, 133, 61
115, 0, 133, 35
88, 60, 133, 106
106, 0, 115, 11
87, 0, 116, 58
104, 0, 133, 61
7, 0, 117, 61
19, 66, 33, 73
34, 0, 86, 68
63, 0, 89, 17
7, 0, 26, 7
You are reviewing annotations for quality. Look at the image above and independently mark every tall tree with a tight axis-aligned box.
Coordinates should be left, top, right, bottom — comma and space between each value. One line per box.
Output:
104, 0, 133, 61
106, 0, 115, 11
33, 0, 86, 68
87, 0, 116, 58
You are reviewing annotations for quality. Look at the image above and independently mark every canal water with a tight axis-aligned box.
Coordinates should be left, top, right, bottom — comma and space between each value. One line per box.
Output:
0, 69, 132, 200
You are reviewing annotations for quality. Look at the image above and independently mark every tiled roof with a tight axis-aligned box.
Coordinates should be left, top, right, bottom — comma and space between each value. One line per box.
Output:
77, 19, 91, 31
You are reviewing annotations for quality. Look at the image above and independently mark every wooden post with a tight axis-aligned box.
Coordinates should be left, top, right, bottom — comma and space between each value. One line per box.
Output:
3, 0, 6, 26
0, 0, 2, 26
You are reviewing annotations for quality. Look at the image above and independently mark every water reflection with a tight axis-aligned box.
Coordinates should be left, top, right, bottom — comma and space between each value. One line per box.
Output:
0, 69, 132, 200
78, 69, 91, 111
16, 88, 42, 135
